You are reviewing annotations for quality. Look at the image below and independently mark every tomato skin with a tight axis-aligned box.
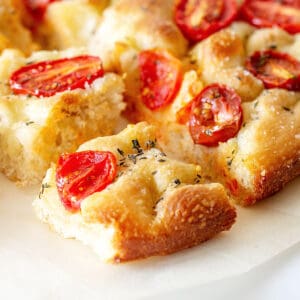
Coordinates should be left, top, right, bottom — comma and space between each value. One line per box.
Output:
138, 49, 183, 110
177, 84, 242, 146
240, 0, 300, 34
10, 55, 104, 98
174, 0, 238, 42
56, 151, 117, 212
24, 0, 58, 22
246, 50, 300, 90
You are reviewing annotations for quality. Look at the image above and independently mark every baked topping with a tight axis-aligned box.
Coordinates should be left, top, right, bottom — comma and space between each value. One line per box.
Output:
177, 83, 242, 146
246, 50, 300, 90
174, 0, 238, 42
241, 0, 300, 34
138, 49, 183, 110
56, 150, 117, 212
10, 55, 104, 97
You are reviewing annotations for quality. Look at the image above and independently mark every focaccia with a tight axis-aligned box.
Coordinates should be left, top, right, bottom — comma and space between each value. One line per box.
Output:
0, 48, 125, 185
33, 122, 236, 262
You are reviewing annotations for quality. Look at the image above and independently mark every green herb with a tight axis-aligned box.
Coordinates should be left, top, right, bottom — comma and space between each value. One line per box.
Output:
117, 148, 124, 156
194, 174, 202, 183
128, 154, 137, 164
132, 139, 143, 153
25, 121, 34, 126
204, 129, 213, 136
174, 179, 181, 186
158, 159, 166, 163
39, 182, 51, 198
256, 54, 269, 68
227, 158, 233, 167
146, 139, 156, 149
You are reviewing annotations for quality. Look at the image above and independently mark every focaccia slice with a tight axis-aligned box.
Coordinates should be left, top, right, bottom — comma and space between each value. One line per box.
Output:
0, 48, 125, 185
33, 122, 236, 263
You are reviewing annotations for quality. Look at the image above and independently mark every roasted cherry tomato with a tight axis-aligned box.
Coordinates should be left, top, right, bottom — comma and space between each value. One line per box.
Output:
56, 151, 117, 212
174, 0, 238, 42
240, 0, 300, 34
138, 49, 183, 110
10, 55, 104, 97
177, 84, 242, 146
245, 50, 300, 90
24, 0, 58, 22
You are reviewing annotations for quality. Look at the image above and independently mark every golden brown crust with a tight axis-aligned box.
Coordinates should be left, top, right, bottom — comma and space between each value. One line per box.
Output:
112, 184, 236, 262
243, 156, 300, 206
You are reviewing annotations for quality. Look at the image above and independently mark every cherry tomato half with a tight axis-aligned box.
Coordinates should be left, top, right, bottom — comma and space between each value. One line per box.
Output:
245, 50, 300, 90
240, 0, 300, 34
177, 84, 242, 146
24, 0, 58, 22
138, 49, 183, 110
56, 151, 117, 212
174, 0, 238, 42
10, 55, 104, 97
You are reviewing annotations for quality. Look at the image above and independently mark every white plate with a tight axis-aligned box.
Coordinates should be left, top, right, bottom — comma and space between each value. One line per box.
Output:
0, 174, 299, 300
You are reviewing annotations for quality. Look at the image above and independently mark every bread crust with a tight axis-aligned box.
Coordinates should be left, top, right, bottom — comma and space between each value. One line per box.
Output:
244, 155, 300, 206
111, 185, 236, 262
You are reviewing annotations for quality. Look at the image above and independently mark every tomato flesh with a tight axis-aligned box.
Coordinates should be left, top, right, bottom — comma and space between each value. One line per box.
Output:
246, 50, 300, 90
174, 0, 238, 42
24, 0, 58, 22
10, 55, 104, 97
240, 0, 300, 34
177, 84, 242, 146
56, 151, 117, 212
138, 49, 183, 110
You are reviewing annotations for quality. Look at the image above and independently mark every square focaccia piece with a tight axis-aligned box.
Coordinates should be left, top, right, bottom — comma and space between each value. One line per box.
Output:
0, 48, 125, 185
33, 122, 236, 263
117, 24, 300, 206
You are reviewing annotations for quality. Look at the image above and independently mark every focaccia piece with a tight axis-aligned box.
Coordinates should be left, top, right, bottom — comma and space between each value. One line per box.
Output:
88, 0, 188, 69
0, 48, 125, 185
33, 123, 236, 263
217, 89, 300, 205
158, 89, 300, 206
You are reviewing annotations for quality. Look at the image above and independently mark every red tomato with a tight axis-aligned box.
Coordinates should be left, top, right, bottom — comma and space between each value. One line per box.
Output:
177, 84, 242, 146
56, 151, 117, 212
240, 0, 300, 34
24, 0, 58, 22
245, 50, 300, 90
174, 0, 238, 42
10, 55, 104, 97
138, 49, 183, 110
